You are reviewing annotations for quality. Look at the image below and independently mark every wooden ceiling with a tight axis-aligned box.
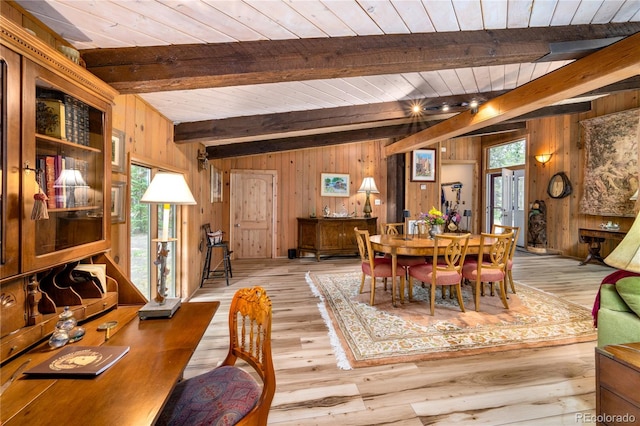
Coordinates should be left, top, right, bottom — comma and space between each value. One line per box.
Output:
15, 0, 640, 158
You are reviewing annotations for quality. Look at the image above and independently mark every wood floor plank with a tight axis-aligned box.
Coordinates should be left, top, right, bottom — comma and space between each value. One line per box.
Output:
188, 252, 612, 425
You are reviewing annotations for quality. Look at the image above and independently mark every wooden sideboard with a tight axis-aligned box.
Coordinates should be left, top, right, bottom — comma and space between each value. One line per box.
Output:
1, 301, 219, 425
595, 343, 640, 425
297, 217, 377, 261
578, 228, 627, 265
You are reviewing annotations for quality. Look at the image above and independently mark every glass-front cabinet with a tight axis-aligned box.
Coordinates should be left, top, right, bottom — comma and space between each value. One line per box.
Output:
22, 61, 111, 273
0, 35, 117, 279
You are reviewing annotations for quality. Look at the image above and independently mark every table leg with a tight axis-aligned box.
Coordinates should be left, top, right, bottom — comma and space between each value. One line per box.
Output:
579, 236, 606, 265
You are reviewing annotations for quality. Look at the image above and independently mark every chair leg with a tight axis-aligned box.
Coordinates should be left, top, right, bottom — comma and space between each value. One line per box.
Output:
407, 276, 414, 301
430, 283, 436, 316
455, 283, 466, 312
370, 277, 376, 306
359, 273, 366, 294
507, 270, 516, 294
475, 279, 481, 311
499, 279, 509, 309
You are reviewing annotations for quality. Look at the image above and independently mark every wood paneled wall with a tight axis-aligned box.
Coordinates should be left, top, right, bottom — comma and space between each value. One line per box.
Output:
111, 94, 213, 300
526, 90, 639, 260
212, 140, 389, 257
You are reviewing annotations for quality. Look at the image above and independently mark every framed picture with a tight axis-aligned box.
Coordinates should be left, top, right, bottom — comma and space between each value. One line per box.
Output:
211, 165, 222, 203
111, 180, 126, 223
111, 128, 126, 173
320, 173, 350, 197
411, 149, 436, 182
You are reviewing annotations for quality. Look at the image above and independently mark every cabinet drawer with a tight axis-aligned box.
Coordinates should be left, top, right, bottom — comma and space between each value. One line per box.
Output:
600, 387, 640, 424
599, 354, 640, 407
83, 292, 118, 317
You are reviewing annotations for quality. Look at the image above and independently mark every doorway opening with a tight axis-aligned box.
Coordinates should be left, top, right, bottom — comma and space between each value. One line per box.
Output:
484, 139, 526, 247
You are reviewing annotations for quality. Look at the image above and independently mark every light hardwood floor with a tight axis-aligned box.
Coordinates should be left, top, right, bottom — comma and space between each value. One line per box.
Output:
188, 251, 613, 425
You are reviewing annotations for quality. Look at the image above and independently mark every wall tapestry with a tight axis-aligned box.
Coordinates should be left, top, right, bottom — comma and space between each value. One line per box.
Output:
579, 107, 639, 217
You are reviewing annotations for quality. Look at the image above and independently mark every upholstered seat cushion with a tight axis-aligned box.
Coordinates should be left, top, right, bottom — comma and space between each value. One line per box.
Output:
157, 365, 261, 426
362, 260, 404, 277
410, 263, 462, 285
462, 263, 505, 281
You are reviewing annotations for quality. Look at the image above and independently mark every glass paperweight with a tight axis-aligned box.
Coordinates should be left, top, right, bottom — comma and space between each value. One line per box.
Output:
68, 326, 86, 343
56, 306, 77, 331
49, 329, 69, 348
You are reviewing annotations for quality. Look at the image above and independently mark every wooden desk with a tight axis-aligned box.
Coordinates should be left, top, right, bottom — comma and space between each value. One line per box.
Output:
1, 301, 219, 425
370, 234, 483, 307
578, 228, 626, 265
596, 342, 640, 425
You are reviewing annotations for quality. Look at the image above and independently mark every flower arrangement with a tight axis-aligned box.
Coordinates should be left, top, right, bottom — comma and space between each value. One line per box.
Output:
420, 207, 445, 225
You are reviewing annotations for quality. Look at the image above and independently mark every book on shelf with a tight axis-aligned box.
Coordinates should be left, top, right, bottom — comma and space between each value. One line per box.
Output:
24, 346, 130, 376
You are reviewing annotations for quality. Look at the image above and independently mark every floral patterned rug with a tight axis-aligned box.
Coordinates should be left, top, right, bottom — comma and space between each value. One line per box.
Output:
306, 272, 596, 369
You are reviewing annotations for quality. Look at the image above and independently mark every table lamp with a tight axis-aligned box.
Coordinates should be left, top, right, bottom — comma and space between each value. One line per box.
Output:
358, 177, 379, 218
139, 172, 196, 319
605, 211, 640, 273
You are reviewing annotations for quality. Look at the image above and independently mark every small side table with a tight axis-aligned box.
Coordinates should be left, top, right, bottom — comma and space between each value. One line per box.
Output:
200, 241, 233, 286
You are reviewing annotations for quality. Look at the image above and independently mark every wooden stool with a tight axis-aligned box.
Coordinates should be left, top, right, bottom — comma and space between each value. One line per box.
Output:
201, 240, 233, 287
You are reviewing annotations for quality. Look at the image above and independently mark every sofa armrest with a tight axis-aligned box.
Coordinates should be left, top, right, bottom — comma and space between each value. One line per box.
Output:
600, 283, 632, 313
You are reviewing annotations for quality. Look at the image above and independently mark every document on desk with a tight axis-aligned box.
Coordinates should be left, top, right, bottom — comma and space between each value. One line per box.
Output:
24, 346, 130, 376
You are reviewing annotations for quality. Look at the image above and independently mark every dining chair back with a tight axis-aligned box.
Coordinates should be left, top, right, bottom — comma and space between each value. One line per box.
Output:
492, 224, 520, 294
381, 222, 404, 235
354, 227, 404, 306
408, 233, 471, 315
158, 286, 275, 426
462, 232, 513, 311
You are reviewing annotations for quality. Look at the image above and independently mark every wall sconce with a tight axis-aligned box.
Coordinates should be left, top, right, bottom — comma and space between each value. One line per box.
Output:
535, 154, 553, 167
357, 177, 379, 218
197, 149, 208, 171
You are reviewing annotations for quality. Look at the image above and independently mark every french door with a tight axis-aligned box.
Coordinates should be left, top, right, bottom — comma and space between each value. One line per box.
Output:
486, 168, 525, 247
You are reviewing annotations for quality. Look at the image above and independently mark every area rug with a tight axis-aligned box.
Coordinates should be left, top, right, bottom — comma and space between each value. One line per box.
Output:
306, 272, 596, 369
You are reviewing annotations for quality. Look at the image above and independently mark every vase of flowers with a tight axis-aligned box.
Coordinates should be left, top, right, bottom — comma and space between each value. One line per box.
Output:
420, 207, 445, 238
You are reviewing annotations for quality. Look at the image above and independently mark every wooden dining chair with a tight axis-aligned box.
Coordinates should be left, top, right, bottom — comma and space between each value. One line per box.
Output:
462, 232, 513, 311
407, 233, 471, 315
492, 224, 520, 294
158, 286, 275, 426
380, 222, 427, 271
354, 227, 404, 306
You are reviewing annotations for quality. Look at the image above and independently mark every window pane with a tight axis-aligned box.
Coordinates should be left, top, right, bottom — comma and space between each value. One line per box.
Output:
130, 164, 151, 298
488, 139, 526, 169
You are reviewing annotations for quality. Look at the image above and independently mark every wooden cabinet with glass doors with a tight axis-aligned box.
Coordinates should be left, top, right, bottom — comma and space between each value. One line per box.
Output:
0, 17, 145, 364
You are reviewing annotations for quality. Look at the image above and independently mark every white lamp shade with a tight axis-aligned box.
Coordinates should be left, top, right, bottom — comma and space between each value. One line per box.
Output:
605, 211, 640, 273
140, 172, 197, 205
358, 177, 380, 193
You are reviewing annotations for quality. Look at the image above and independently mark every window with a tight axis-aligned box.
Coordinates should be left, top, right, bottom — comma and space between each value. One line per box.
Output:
487, 139, 526, 170
130, 164, 177, 299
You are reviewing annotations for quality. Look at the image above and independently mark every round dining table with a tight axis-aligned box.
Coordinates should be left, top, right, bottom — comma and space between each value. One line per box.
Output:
369, 233, 483, 307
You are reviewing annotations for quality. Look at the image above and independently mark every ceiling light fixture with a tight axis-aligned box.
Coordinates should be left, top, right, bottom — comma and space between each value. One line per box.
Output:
469, 100, 479, 114
441, 104, 450, 112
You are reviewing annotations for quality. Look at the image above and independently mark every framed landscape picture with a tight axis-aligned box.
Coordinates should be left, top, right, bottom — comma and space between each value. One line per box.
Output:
411, 149, 436, 182
111, 180, 126, 223
321, 173, 350, 197
111, 128, 125, 173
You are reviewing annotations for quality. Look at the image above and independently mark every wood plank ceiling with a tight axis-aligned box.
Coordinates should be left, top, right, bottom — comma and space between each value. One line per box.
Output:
16, 0, 640, 158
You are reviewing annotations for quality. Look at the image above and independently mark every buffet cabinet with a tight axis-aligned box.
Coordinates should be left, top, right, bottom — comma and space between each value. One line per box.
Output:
0, 17, 145, 364
297, 217, 377, 261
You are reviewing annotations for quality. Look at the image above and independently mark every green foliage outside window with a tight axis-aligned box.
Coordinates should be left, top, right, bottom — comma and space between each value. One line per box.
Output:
488, 139, 526, 169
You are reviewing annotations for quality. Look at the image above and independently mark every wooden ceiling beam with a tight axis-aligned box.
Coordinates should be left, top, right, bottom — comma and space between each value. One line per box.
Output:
80, 24, 640, 94
385, 32, 640, 156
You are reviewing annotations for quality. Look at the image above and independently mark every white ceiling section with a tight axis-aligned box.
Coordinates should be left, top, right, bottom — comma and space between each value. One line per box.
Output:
16, 0, 640, 148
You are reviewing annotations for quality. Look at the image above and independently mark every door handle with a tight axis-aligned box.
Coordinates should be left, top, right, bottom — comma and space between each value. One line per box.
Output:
234, 224, 240, 227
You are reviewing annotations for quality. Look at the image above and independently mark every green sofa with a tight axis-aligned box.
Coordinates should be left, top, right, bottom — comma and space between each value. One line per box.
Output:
597, 276, 640, 347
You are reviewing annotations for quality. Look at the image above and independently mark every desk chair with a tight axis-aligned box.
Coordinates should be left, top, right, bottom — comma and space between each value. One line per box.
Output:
158, 286, 275, 426
200, 224, 233, 286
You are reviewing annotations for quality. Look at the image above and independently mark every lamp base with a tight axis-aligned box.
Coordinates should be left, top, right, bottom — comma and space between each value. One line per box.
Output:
138, 298, 181, 320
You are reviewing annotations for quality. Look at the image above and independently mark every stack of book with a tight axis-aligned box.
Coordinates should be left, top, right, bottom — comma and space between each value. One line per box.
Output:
36, 88, 90, 146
